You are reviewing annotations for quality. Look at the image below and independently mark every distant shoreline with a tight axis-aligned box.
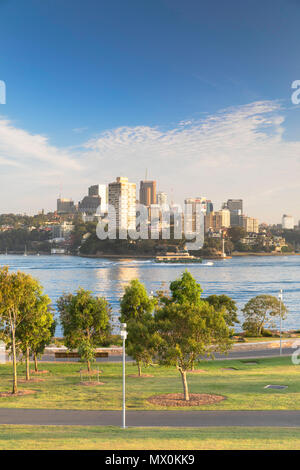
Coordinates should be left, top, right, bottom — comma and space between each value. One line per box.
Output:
79, 252, 300, 260
1, 251, 299, 260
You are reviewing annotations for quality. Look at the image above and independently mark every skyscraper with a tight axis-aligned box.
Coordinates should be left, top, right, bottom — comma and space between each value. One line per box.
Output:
88, 184, 108, 213
156, 191, 168, 206
184, 197, 207, 233
57, 198, 76, 214
139, 180, 156, 207
226, 199, 243, 226
108, 177, 136, 231
282, 214, 294, 229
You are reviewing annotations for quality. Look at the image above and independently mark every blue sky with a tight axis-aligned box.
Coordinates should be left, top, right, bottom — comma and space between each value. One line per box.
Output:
0, 0, 300, 222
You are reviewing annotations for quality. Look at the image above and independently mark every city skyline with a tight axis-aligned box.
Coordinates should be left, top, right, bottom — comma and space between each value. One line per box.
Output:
0, 1, 300, 222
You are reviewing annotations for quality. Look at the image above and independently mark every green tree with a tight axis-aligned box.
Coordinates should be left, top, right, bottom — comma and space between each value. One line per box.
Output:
227, 226, 246, 244
31, 317, 56, 373
120, 280, 157, 376
58, 289, 111, 371
16, 292, 53, 380
242, 295, 288, 336
159, 270, 202, 307
0, 267, 47, 394
158, 270, 206, 371
155, 299, 231, 401
205, 295, 239, 327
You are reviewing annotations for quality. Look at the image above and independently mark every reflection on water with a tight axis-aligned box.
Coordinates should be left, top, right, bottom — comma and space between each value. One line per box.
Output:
0, 254, 299, 335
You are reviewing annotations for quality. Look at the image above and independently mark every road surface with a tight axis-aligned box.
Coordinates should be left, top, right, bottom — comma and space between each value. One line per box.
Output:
0, 409, 300, 427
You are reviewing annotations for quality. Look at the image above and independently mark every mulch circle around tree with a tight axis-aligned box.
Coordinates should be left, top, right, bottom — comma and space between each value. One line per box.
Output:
30, 370, 49, 375
128, 374, 154, 378
187, 369, 206, 374
148, 393, 226, 407
0, 390, 37, 397
79, 381, 105, 386
18, 378, 45, 383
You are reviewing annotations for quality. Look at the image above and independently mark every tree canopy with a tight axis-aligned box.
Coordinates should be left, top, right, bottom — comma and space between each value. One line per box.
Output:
205, 294, 239, 327
155, 271, 232, 401
0, 266, 49, 393
120, 280, 157, 376
58, 288, 111, 371
242, 294, 288, 336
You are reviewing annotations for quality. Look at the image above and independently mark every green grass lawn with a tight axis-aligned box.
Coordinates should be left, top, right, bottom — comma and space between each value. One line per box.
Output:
0, 356, 299, 410
1, 425, 300, 449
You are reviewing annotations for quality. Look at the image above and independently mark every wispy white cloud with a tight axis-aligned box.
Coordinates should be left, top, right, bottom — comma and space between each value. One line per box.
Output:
0, 118, 81, 170
72, 127, 88, 134
0, 101, 299, 222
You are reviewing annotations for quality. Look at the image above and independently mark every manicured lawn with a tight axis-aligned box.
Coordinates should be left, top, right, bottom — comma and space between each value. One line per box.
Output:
1, 425, 300, 449
0, 356, 299, 410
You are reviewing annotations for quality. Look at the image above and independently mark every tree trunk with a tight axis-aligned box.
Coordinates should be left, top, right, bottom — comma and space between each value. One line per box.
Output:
87, 360, 91, 372
11, 328, 18, 394
180, 369, 189, 401
26, 348, 30, 381
34, 353, 38, 372
137, 361, 142, 377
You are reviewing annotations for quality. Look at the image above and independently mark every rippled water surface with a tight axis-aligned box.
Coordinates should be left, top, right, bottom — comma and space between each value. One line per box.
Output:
0, 254, 299, 334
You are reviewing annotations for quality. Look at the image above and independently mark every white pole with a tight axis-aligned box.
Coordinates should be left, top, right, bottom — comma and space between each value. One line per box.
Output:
121, 323, 127, 429
279, 289, 283, 356
122, 334, 126, 428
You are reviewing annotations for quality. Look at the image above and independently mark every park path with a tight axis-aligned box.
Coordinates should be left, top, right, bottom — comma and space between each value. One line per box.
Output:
0, 409, 300, 427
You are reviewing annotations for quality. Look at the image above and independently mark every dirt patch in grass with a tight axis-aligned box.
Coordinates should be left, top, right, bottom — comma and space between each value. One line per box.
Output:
79, 370, 103, 375
79, 381, 105, 386
221, 367, 239, 371
18, 378, 45, 383
148, 393, 226, 407
30, 370, 49, 375
128, 374, 154, 378
187, 369, 206, 374
0, 390, 37, 397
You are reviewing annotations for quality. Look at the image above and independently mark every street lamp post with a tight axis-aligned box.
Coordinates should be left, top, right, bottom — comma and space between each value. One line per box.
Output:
278, 289, 283, 356
120, 323, 127, 429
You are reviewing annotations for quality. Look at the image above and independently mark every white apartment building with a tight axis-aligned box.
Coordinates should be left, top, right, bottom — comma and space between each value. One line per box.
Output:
241, 216, 259, 233
215, 208, 231, 228
282, 214, 294, 230
108, 177, 136, 231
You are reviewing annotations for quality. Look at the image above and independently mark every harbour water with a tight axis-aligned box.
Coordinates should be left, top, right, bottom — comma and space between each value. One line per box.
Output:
0, 254, 299, 335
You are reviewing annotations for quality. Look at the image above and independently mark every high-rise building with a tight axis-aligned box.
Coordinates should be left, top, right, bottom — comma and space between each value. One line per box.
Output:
206, 200, 214, 214
139, 181, 156, 207
57, 198, 76, 214
108, 177, 136, 231
204, 209, 230, 232
240, 216, 259, 233
282, 214, 294, 230
227, 199, 243, 226
216, 208, 231, 228
156, 191, 168, 206
184, 197, 208, 233
78, 195, 101, 215
88, 184, 108, 213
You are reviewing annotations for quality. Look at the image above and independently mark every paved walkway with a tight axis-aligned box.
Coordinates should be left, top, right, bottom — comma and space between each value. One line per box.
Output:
39, 347, 293, 364
1, 409, 300, 427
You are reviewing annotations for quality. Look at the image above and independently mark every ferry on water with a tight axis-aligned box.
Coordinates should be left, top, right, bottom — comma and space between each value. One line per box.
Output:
155, 251, 202, 264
